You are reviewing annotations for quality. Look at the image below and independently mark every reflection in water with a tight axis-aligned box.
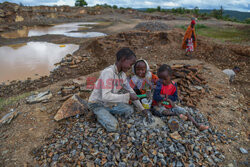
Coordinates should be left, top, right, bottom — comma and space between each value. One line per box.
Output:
0, 22, 106, 38
1, 26, 29, 38
0, 42, 79, 83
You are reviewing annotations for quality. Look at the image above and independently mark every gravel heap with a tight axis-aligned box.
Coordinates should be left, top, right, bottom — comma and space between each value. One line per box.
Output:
33, 107, 232, 166
134, 21, 168, 32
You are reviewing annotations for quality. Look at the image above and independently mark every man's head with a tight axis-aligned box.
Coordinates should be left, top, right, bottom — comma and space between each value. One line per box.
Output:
116, 47, 136, 73
233, 66, 240, 73
157, 64, 173, 85
134, 60, 147, 78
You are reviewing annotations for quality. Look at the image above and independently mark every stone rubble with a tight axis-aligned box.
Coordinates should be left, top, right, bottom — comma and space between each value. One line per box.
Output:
33, 106, 231, 166
134, 21, 169, 32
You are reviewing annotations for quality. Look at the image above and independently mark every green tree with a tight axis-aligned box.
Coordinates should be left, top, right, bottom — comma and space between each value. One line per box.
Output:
219, 6, 224, 18
193, 6, 199, 15
157, 6, 161, 12
75, 0, 88, 7
112, 5, 118, 9
211, 9, 221, 19
244, 18, 250, 24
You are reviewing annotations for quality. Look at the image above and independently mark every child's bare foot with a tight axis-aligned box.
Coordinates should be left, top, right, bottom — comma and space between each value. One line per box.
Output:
198, 125, 209, 131
179, 114, 187, 121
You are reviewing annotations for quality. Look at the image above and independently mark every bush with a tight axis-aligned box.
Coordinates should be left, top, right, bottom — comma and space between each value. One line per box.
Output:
157, 6, 161, 12
75, 0, 88, 7
195, 24, 207, 29
244, 18, 250, 24
146, 8, 157, 13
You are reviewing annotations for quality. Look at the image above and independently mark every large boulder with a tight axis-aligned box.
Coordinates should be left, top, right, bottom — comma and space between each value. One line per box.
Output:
54, 94, 88, 121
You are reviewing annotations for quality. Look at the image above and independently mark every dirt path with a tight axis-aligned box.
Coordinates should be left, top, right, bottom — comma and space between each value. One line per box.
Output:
0, 82, 63, 166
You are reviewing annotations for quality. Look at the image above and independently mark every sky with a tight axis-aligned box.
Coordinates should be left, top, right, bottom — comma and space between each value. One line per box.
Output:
0, 0, 249, 12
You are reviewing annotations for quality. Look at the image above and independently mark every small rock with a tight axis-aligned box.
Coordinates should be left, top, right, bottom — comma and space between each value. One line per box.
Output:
0, 109, 20, 125
157, 152, 164, 159
133, 161, 138, 167
118, 162, 126, 167
161, 159, 167, 166
142, 156, 150, 163
168, 119, 180, 132
206, 146, 213, 152
169, 145, 175, 152
2, 150, 9, 155
94, 158, 101, 165
239, 147, 248, 154
170, 131, 182, 140
26, 91, 52, 104
176, 161, 183, 167
52, 154, 59, 161
193, 152, 200, 160
189, 163, 195, 167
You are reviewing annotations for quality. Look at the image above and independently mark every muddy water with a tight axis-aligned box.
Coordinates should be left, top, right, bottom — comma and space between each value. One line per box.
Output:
1, 22, 107, 38
0, 42, 79, 83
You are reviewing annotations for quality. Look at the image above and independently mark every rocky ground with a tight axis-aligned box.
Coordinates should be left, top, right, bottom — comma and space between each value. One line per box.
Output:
0, 59, 249, 166
0, 2, 249, 167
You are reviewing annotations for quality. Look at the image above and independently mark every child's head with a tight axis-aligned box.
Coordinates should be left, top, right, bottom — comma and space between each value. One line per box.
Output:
233, 66, 240, 73
157, 64, 173, 85
116, 47, 136, 72
134, 60, 147, 78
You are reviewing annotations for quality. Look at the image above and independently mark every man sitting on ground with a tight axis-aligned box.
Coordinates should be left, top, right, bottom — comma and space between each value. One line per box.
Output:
88, 47, 147, 132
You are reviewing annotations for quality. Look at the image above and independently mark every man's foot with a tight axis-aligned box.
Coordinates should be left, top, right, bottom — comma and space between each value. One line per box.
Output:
198, 125, 209, 131
179, 114, 188, 121
185, 54, 189, 57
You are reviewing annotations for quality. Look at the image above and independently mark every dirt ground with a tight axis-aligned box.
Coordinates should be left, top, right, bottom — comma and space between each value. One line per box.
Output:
0, 59, 248, 166
0, 11, 249, 167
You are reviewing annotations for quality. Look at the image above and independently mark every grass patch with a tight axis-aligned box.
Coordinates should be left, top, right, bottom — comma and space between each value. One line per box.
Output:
197, 27, 250, 43
177, 24, 208, 30
0, 92, 32, 111
195, 24, 208, 29
177, 24, 250, 43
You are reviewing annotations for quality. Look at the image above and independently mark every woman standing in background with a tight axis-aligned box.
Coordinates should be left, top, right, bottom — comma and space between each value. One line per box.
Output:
182, 19, 197, 57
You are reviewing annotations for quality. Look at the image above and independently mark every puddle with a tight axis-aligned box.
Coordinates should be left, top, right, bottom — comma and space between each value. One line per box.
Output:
1, 22, 107, 38
0, 42, 79, 83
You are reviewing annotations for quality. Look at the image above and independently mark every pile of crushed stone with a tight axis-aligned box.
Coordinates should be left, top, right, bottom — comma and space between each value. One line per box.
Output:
134, 21, 169, 31
32, 107, 231, 166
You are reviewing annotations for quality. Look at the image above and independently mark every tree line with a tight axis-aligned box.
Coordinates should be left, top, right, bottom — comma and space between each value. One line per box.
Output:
74, 1, 249, 24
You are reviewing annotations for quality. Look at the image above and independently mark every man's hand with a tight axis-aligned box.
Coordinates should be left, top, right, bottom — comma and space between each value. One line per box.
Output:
166, 99, 175, 107
130, 93, 138, 101
160, 94, 168, 101
142, 109, 154, 124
